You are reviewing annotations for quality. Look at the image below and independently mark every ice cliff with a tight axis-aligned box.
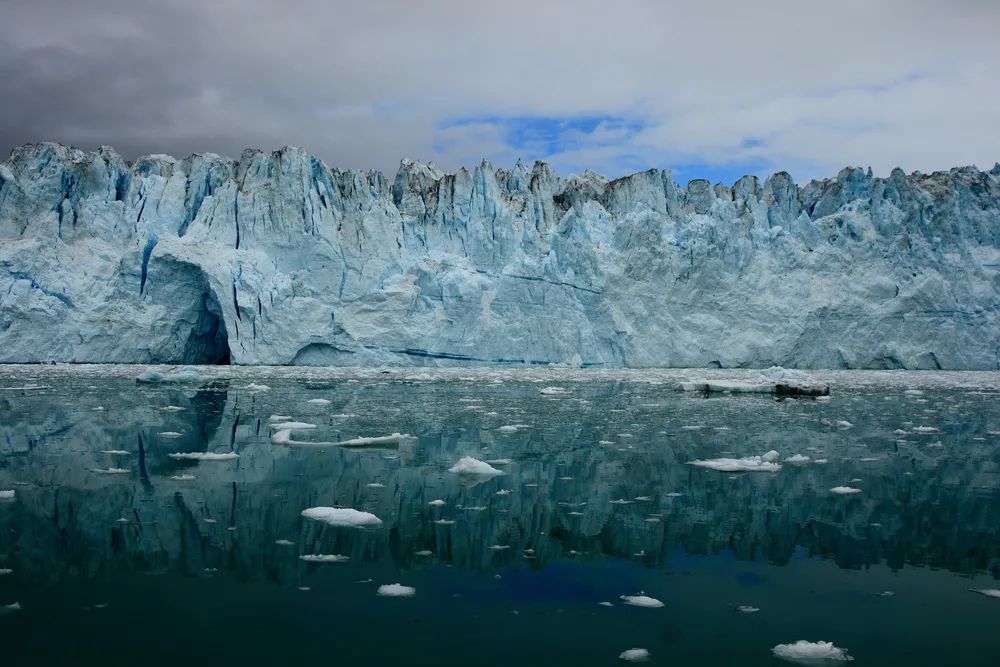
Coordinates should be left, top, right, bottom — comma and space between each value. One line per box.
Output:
1, 142, 998, 368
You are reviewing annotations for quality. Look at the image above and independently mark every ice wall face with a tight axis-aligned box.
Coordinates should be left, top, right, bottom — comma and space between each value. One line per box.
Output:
1, 142, 999, 368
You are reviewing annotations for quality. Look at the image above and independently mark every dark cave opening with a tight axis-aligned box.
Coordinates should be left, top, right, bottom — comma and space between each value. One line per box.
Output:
180, 290, 231, 365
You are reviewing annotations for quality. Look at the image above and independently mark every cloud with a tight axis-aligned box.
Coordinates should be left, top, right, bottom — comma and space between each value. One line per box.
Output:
1, 0, 997, 182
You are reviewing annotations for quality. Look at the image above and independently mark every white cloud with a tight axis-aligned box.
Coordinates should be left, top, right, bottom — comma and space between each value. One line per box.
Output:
1, 0, 997, 181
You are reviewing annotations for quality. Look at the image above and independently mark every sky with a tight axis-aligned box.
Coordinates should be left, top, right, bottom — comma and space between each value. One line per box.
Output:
1, 0, 998, 184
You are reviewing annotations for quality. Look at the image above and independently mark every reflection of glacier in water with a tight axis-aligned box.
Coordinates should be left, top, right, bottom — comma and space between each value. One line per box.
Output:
1, 366, 1000, 666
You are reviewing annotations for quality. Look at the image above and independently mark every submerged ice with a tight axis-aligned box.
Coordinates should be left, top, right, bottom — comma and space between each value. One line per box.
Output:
1, 142, 999, 368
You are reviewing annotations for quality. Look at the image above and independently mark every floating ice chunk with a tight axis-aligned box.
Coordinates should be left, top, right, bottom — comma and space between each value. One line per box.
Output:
665, 492, 683, 498
268, 421, 316, 430
539, 387, 567, 395
498, 425, 520, 432
620, 594, 664, 608
269, 415, 293, 422
168, 452, 238, 461
301, 507, 382, 528
772, 640, 853, 663
785, 454, 811, 464
203, 518, 217, 524
486, 458, 513, 465
100, 450, 130, 455
619, 648, 650, 662
334, 432, 414, 447
610, 498, 634, 505
495, 489, 512, 496
876, 591, 894, 597
0, 569, 11, 575
911, 426, 940, 433
274, 539, 295, 546
904, 389, 924, 396
92, 406, 105, 411
159, 431, 182, 438
366, 482, 385, 488
245, 383, 269, 392
736, 605, 760, 613
307, 398, 331, 405
0, 490, 15, 500
2, 602, 22, 613
160, 405, 185, 412
687, 451, 782, 472
813, 458, 828, 464
377, 583, 415, 597
415, 550, 433, 557
449, 456, 503, 476
428, 499, 446, 506
599, 601, 614, 607
634, 496, 652, 501
822, 419, 853, 428
830, 486, 862, 495
137, 368, 201, 384
433, 519, 455, 525
169, 474, 196, 481
488, 544, 511, 551
90, 468, 129, 474
299, 554, 350, 563
969, 588, 1000, 599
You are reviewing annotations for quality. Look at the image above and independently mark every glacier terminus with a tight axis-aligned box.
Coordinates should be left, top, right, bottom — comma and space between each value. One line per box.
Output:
0, 142, 998, 368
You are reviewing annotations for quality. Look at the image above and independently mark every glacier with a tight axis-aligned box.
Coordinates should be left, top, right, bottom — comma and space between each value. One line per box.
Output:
0, 141, 998, 368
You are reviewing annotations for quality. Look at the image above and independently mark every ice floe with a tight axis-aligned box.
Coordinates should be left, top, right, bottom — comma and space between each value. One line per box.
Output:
619, 648, 650, 662
168, 452, 238, 461
785, 454, 811, 464
159, 431, 182, 438
428, 499, 446, 506
687, 450, 781, 473
301, 507, 383, 527
736, 605, 760, 613
99, 450, 130, 455
377, 583, 416, 597
969, 588, 1000, 599
307, 398, 331, 405
448, 456, 503, 476
772, 640, 853, 663
90, 467, 129, 474
274, 539, 295, 546
169, 474, 196, 481
830, 486, 862, 495
299, 554, 350, 563
0, 490, 15, 500
136, 368, 201, 384
620, 594, 664, 608
245, 383, 269, 391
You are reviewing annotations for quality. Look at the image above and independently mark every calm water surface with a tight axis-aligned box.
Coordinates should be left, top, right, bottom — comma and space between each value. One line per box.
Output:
1, 366, 999, 665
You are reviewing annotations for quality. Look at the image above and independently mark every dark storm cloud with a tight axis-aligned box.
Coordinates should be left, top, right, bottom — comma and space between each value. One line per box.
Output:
2, 0, 998, 180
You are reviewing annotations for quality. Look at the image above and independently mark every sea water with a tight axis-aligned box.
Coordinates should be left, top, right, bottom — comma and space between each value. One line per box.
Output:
1, 365, 999, 665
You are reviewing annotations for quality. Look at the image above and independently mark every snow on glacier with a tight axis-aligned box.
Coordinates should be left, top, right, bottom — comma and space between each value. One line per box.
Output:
1, 142, 998, 369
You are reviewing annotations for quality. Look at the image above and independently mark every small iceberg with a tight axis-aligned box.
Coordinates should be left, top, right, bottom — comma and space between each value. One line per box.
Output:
687, 450, 781, 473
168, 452, 238, 461
619, 594, 664, 608
619, 648, 650, 662
301, 506, 383, 527
1, 602, 22, 614
448, 456, 503, 476
299, 554, 350, 563
90, 468, 129, 475
830, 486, 862, 495
245, 383, 269, 392
268, 421, 317, 431
785, 454, 811, 464
970, 588, 1000, 599
333, 432, 414, 447
539, 386, 568, 395
772, 640, 853, 663
136, 367, 201, 384
169, 474, 196, 481
377, 583, 415, 597
0, 490, 15, 500
159, 431, 182, 438
428, 499, 446, 506
99, 450, 130, 456
307, 398, 331, 405
0, 569, 12, 575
